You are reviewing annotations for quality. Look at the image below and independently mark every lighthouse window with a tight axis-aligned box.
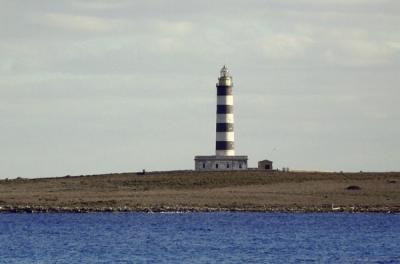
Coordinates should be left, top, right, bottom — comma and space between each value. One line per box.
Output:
216, 164, 219, 169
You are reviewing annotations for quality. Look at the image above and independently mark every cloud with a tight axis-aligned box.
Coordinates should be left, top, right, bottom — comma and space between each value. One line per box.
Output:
387, 41, 400, 50
324, 38, 400, 66
293, 0, 387, 4
39, 13, 127, 33
157, 21, 193, 35
260, 34, 314, 59
69, 0, 132, 10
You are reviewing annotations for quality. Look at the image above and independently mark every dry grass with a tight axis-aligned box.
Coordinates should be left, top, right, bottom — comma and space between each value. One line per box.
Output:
0, 170, 399, 211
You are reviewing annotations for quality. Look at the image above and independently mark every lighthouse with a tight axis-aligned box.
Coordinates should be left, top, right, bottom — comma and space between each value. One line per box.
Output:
216, 65, 235, 156
194, 66, 248, 170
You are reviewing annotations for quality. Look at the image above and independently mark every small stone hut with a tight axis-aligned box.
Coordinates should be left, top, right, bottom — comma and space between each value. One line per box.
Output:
258, 160, 273, 170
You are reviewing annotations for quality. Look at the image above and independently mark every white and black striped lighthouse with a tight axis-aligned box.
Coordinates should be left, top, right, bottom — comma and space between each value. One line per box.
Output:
194, 66, 248, 170
216, 65, 235, 156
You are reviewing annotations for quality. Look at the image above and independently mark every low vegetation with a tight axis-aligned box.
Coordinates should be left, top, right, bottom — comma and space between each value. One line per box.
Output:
0, 170, 399, 212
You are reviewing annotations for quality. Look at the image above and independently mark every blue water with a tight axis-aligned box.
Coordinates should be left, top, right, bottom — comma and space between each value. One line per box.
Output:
0, 213, 399, 263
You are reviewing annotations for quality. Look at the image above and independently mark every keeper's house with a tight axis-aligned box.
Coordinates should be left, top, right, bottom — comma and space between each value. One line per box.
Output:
195, 155, 248, 171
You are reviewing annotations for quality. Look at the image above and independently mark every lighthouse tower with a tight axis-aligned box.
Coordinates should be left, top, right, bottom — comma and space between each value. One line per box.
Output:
194, 66, 248, 170
216, 65, 235, 156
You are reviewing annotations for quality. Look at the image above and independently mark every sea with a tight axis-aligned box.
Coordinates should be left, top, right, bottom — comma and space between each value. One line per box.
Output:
0, 212, 399, 263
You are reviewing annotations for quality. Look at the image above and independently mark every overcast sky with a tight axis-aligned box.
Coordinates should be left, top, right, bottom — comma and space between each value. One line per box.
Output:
1, 0, 400, 178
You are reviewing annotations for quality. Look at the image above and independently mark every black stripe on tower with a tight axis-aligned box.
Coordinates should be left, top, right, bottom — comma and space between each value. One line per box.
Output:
217, 105, 233, 114
216, 141, 235, 150
216, 123, 234, 132
217, 86, 232, 95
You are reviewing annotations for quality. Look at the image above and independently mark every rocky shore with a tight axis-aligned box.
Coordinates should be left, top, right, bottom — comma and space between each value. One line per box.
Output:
1, 205, 399, 214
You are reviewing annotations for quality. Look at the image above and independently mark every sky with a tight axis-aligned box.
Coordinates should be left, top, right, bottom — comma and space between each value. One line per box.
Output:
1, 0, 400, 178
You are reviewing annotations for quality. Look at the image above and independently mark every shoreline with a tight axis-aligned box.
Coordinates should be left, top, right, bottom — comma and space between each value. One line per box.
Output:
1, 205, 399, 214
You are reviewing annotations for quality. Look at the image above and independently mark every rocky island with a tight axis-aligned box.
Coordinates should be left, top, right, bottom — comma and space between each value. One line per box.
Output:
0, 170, 399, 213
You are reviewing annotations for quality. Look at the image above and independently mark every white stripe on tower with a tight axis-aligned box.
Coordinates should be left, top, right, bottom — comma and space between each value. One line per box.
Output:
216, 113, 234, 123
216, 65, 235, 156
217, 95, 233, 105
216, 132, 234, 141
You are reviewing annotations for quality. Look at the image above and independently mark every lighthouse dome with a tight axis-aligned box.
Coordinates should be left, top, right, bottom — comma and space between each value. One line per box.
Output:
220, 65, 230, 77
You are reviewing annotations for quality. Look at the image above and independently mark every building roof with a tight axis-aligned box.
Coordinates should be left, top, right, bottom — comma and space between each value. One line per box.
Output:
195, 155, 248, 161
258, 159, 273, 163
